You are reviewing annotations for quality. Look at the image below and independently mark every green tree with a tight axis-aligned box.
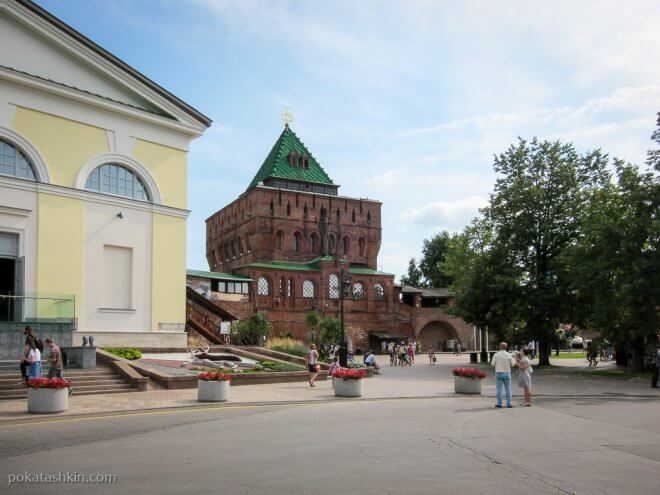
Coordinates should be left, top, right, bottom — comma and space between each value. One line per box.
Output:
566, 119, 660, 370
400, 257, 423, 286
305, 311, 322, 343
231, 312, 273, 345
442, 220, 522, 351
315, 317, 343, 360
485, 138, 608, 365
419, 231, 455, 287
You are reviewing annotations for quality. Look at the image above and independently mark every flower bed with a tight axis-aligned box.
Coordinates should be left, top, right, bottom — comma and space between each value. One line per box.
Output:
197, 372, 231, 402
27, 378, 71, 389
334, 369, 367, 380
27, 378, 70, 414
452, 367, 487, 379
198, 371, 231, 381
452, 367, 486, 394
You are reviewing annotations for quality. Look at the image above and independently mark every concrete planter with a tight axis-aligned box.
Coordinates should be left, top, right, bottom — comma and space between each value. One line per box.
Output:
454, 376, 483, 394
27, 388, 68, 414
334, 378, 363, 398
197, 380, 230, 402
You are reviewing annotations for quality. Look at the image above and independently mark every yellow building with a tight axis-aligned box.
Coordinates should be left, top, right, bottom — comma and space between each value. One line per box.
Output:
0, 0, 211, 354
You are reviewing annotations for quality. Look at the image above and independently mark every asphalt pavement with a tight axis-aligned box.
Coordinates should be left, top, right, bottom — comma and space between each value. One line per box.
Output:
1, 393, 659, 495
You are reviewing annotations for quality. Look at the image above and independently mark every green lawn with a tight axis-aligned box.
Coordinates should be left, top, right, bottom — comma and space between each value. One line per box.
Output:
574, 369, 653, 380
545, 351, 587, 359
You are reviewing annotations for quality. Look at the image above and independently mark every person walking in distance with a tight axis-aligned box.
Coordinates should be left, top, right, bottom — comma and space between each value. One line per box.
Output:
407, 343, 415, 365
428, 346, 436, 365
45, 338, 74, 395
328, 355, 340, 389
306, 343, 319, 387
492, 342, 515, 408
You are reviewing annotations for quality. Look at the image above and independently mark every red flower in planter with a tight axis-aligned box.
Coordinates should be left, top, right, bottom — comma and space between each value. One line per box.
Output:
198, 372, 231, 382
452, 367, 487, 379
27, 378, 71, 389
335, 369, 366, 380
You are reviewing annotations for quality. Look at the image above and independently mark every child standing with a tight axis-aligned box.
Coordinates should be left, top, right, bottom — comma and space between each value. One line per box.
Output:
328, 356, 341, 389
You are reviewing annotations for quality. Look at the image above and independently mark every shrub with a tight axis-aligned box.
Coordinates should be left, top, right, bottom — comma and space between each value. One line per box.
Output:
452, 367, 487, 379
231, 313, 272, 345
258, 360, 304, 372
104, 347, 142, 360
265, 337, 308, 357
346, 361, 367, 369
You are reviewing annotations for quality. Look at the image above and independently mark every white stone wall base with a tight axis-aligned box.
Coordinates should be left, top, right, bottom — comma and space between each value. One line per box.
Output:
72, 331, 187, 348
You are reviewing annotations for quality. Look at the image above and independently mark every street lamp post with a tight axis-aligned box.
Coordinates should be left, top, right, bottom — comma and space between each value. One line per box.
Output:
339, 268, 351, 367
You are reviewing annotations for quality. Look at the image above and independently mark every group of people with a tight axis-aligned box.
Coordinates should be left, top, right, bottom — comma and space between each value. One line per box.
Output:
388, 341, 416, 366
19, 326, 72, 393
492, 342, 533, 408
306, 344, 383, 388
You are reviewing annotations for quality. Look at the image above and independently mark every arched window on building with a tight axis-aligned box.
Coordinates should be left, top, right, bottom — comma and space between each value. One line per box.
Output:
329, 274, 339, 299
224, 243, 230, 262
358, 238, 366, 257
231, 240, 237, 259
0, 138, 37, 181
293, 232, 302, 252
351, 209, 356, 223
257, 276, 270, 296
342, 236, 350, 256
352, 282, 365, 300
309, 233, 318, 254
336, 209, 341, 222
367, 211, 371, 225
279, 277, 286, 296
287, 278, 294, 298
276, 230, 284, 250
374, 284, 385, 301
269, 199, 274, 216
84, 163, 150, 201
237, 238, 244, 256
328, 234, 336, 255
302, 280, 315, 298
245, 233, 252, 252
287, 202, 291, 216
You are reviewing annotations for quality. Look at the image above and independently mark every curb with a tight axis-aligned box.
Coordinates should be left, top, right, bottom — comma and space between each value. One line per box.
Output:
1, 393, 657, 427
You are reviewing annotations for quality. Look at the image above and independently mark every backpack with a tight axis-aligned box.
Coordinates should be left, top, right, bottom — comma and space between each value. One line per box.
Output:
34, 338, 44, 353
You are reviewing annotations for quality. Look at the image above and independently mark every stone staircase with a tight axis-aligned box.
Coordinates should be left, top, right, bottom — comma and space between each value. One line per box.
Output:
0, 361, 139, 400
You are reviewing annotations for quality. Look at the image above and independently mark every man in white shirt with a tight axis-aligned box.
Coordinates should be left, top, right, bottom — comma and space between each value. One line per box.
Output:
491, 342, 515, 408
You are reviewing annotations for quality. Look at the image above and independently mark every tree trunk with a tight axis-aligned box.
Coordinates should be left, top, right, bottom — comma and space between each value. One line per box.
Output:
615, 342, 628, 366
538, 340, 551, 366
631, 340, 645, 373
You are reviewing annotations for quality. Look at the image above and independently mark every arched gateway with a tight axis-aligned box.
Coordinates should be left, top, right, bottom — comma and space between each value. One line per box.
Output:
418, 321, 459, 352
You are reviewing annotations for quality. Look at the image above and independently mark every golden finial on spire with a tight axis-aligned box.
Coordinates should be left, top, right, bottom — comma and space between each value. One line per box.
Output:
282, 106, 293, 127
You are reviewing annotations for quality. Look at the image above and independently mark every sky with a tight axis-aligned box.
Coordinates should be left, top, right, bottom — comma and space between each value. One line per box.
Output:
37, 0, 660, 280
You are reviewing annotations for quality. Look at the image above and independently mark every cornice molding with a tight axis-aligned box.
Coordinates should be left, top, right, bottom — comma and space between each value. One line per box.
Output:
0, 174, 189, 219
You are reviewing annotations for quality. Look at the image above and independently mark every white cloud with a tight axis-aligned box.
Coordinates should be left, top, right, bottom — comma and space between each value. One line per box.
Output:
403, 196, 488, 229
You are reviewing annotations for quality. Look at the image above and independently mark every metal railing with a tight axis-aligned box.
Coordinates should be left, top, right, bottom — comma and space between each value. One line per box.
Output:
0, 293, 76, 323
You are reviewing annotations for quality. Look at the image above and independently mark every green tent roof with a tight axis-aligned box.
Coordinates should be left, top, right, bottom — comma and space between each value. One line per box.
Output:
247, 126, 334, 191
186, 269, 252, 282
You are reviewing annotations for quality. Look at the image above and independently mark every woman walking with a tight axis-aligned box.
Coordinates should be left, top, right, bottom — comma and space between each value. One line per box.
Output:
517, 347, 533, 406
306, 343, 319, 387
24, 338, 42, 381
